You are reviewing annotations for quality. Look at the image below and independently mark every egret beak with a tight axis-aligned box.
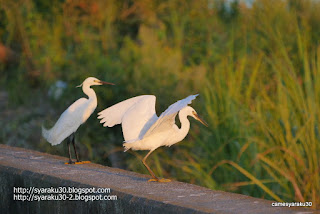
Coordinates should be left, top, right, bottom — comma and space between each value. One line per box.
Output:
99, 81, 115, 85
194, 113, 208, 127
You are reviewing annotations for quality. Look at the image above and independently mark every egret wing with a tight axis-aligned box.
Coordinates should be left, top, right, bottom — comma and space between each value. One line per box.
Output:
121, 96, 158, 141
98, 95, 155, 127
98, 95, 157, 141
42, 98, 88, 145
142, 94, 198, 139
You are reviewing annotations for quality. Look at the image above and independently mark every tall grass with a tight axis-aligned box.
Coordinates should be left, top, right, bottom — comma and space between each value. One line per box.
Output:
250, 34, 320, 205
1, 0, 319, 208
173, 0, 320, 207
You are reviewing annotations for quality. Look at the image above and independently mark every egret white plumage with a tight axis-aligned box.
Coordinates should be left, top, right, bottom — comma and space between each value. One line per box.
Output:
42, 77, 114, 164
98, 94, 207, 182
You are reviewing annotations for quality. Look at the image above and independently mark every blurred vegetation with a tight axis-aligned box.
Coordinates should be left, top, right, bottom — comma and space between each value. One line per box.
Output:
0, 0, 319, 208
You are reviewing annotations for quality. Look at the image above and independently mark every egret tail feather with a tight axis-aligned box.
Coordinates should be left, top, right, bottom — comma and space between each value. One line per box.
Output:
41, 125, 61, 146
41, 125, 53, 145
41, 125, 49, 141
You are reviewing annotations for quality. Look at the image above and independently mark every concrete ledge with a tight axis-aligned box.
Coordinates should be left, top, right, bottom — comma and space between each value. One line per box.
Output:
0, 144, 316, 214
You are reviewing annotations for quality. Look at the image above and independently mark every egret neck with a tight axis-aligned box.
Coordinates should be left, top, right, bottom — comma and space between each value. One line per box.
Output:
82, 82, 98, 121
169, 108, 191, 145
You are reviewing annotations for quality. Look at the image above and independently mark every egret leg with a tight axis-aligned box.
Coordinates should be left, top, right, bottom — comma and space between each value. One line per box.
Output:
71, 133, 80, 162
142, 150, 171, 183
66, 136, 74, 164
71, 134, 90, 164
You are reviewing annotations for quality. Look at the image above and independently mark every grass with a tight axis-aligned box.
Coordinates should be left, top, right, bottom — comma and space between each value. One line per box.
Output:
0, 0, 319, 208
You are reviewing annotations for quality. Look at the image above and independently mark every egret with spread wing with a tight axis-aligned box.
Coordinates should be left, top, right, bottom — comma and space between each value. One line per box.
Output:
98, 94, 207, 182
42, 77, 114, 164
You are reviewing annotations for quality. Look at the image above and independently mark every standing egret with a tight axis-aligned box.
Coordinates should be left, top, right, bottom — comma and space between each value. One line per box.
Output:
98, 94, 207, 182
42, 77, 114, 164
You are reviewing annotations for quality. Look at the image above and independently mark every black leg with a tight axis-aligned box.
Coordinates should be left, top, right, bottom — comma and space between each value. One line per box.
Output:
67, 136, 74, 164
72, 133, 80, 162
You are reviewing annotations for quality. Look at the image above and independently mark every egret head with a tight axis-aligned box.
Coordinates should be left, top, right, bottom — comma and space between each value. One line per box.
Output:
77, 77, 115, 88
184, 106, 208, 127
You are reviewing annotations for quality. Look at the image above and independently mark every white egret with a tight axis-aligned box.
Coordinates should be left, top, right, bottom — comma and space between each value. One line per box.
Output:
98, 94, 207, 182
42, 77, 114, 164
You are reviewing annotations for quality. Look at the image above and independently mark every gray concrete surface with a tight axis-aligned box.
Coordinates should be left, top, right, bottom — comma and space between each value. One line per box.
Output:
0, 144, 317, 214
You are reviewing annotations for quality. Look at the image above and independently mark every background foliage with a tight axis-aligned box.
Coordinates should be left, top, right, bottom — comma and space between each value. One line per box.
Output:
0, 0, 319, 208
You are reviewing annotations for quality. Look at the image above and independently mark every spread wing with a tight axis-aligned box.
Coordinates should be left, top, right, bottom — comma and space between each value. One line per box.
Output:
98, 95, 157, 141
142, 94, 198, 139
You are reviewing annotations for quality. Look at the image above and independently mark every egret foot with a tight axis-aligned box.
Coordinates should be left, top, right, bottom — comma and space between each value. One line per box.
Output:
148, 178, 171, 183
75, 161, 91, 164
65, 161, 75, 164
65, 160, 90, 164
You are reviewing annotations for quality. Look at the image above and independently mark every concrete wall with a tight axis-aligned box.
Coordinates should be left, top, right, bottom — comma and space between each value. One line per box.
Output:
0, 144, 316, 214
